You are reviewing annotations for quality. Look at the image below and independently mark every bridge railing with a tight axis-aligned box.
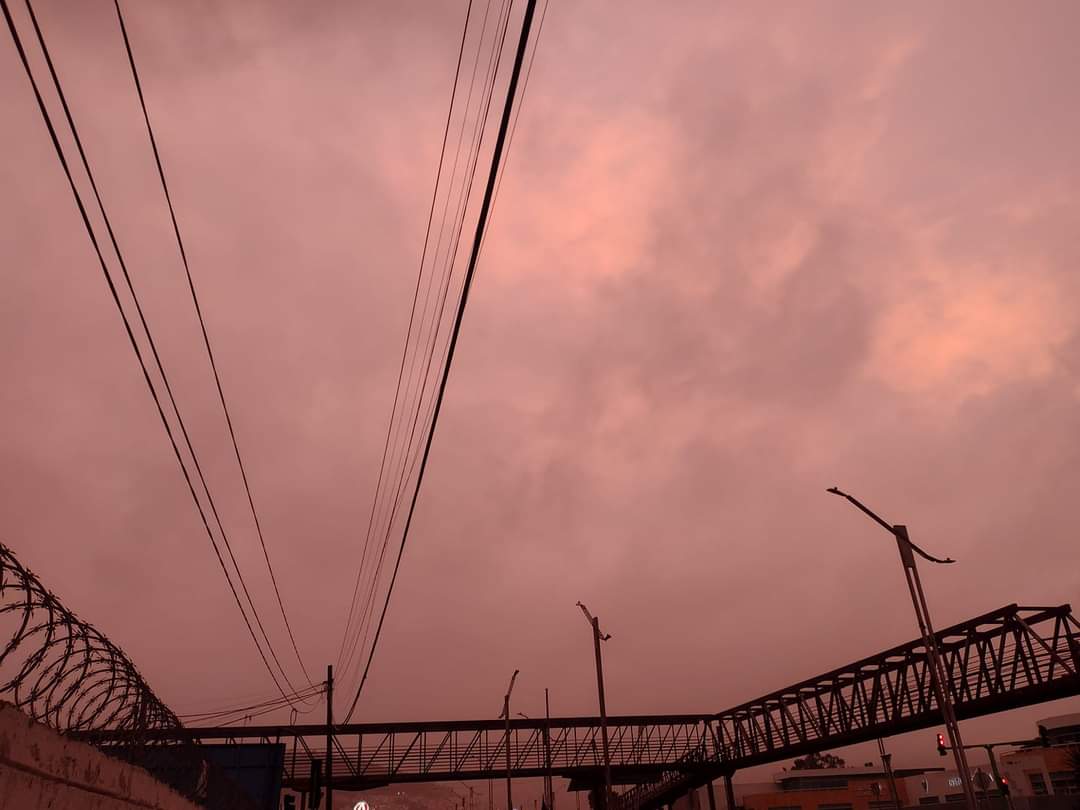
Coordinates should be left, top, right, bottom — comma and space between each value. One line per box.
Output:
610, 603, 1080, 810
67, 602, 1080, 796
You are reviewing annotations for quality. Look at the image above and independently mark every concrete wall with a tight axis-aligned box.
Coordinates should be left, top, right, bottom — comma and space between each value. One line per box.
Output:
0, 701, 203, 810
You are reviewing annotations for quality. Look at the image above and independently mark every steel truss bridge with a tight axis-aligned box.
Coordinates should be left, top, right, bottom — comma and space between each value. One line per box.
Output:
77, 603, 1080, 802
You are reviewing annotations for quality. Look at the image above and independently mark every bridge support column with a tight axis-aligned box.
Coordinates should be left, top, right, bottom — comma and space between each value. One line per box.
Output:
706, 781, 717, 810
723, 774, 736, 810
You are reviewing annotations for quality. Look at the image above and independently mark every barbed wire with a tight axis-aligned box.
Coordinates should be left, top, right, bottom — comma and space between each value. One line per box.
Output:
0, 540, 180, 734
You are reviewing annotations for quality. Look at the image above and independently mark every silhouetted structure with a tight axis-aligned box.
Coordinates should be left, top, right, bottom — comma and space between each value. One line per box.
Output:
76, 603, 1080, 808
611, 604, 1080, 810
0, 540, 179, 734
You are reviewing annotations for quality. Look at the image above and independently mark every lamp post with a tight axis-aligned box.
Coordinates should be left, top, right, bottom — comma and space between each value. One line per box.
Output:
876, 738, 901, 810
577, 602, 613, 810
500, 670, 520, 810
827, 488, 977, 810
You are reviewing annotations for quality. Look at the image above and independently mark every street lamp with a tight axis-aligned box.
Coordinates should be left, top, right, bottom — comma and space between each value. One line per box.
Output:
827, 487, 978, 810
499, 670, 520, 810
577, 602, 613, 810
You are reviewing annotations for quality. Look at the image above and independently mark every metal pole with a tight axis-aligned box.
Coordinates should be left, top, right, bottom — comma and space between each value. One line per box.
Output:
591, 617, 613, 810
893, 525, 977, 810
503, 670, 518, 810
706, 781, 718, 810
723, 774, 736, 810
290, 714, 298, 799
827, 491, 977, 810
876, 739, 901, 810
506, 693, 513, 810
545, 688, 554, 810
983, 746, 1014, 810
326, 665, 334, 810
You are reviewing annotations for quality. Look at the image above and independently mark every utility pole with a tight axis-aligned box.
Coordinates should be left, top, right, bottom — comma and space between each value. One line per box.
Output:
501, 670, 520, 810
290, 707, 299, 808
876, 738, 901, 810
577, 603, 613, 810
326, 665, 334, 810
544, 688, 554, 810
982, 748, 1012, 810
828, 488, 978, 810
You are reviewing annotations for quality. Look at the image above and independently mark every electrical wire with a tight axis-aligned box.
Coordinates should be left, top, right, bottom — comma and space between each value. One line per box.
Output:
178, 684, 325, 723
111, 0, 315, 691
338, 0, 510, 685
5, 0, 303, 707
338, 0, 514, 683
339, 0, 512, 687
344, 0, 541, 723
336, 0, 477, 676
483, 0, 550, 248
343, 0, 514, 686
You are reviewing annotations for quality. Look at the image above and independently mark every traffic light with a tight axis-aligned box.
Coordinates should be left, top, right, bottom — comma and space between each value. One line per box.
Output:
999, 776, 1010, 796
284, 796, 296, 810
1038, 725, 1050, 747
937, 733, 948, 756
310, 759, 324, 809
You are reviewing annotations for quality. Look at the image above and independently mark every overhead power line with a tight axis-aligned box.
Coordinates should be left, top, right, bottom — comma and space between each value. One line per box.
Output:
344, 0, 515, 685
4, 0, 304, 706
336, 0, 478, 676
343, 0, 542, 723
112, 0, 314, 691
339, 0, 516, 689
484, 0, 550, 246
177, 683, 325, 724
338, 0, 512, 687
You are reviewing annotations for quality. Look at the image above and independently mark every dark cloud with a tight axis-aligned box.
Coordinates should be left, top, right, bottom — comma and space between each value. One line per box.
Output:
2, 0, 1078, 792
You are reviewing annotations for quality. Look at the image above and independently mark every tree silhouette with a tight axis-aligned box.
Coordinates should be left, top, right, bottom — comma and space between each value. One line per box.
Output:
792, 752, 846, 770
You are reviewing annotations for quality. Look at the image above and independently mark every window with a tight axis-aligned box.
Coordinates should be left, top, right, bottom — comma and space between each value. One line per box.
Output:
944, 794, 965, 803
870, 801, 896, 809
781, 778, 849, 792
769, 805, 801, 810
918, 799, 939, 805
1049, 771, 1079, 795
1028, 773, 1048, 796
817, 803, 853, 810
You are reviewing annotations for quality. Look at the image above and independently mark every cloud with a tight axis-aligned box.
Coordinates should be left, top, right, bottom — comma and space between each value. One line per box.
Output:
1, 1, 1078, 778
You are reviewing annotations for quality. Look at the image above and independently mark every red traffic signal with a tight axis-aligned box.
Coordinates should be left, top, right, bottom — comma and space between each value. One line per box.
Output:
936, 733, 948, 756
999, 776, 1010, 796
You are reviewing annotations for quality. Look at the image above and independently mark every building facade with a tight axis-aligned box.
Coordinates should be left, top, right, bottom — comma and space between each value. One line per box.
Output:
998, 713, 1080, 798
716, 713, 1080, 810
740, 766, 921, 810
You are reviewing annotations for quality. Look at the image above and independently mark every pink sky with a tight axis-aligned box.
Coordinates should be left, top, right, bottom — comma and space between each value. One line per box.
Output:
2, 0, 1079, 786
